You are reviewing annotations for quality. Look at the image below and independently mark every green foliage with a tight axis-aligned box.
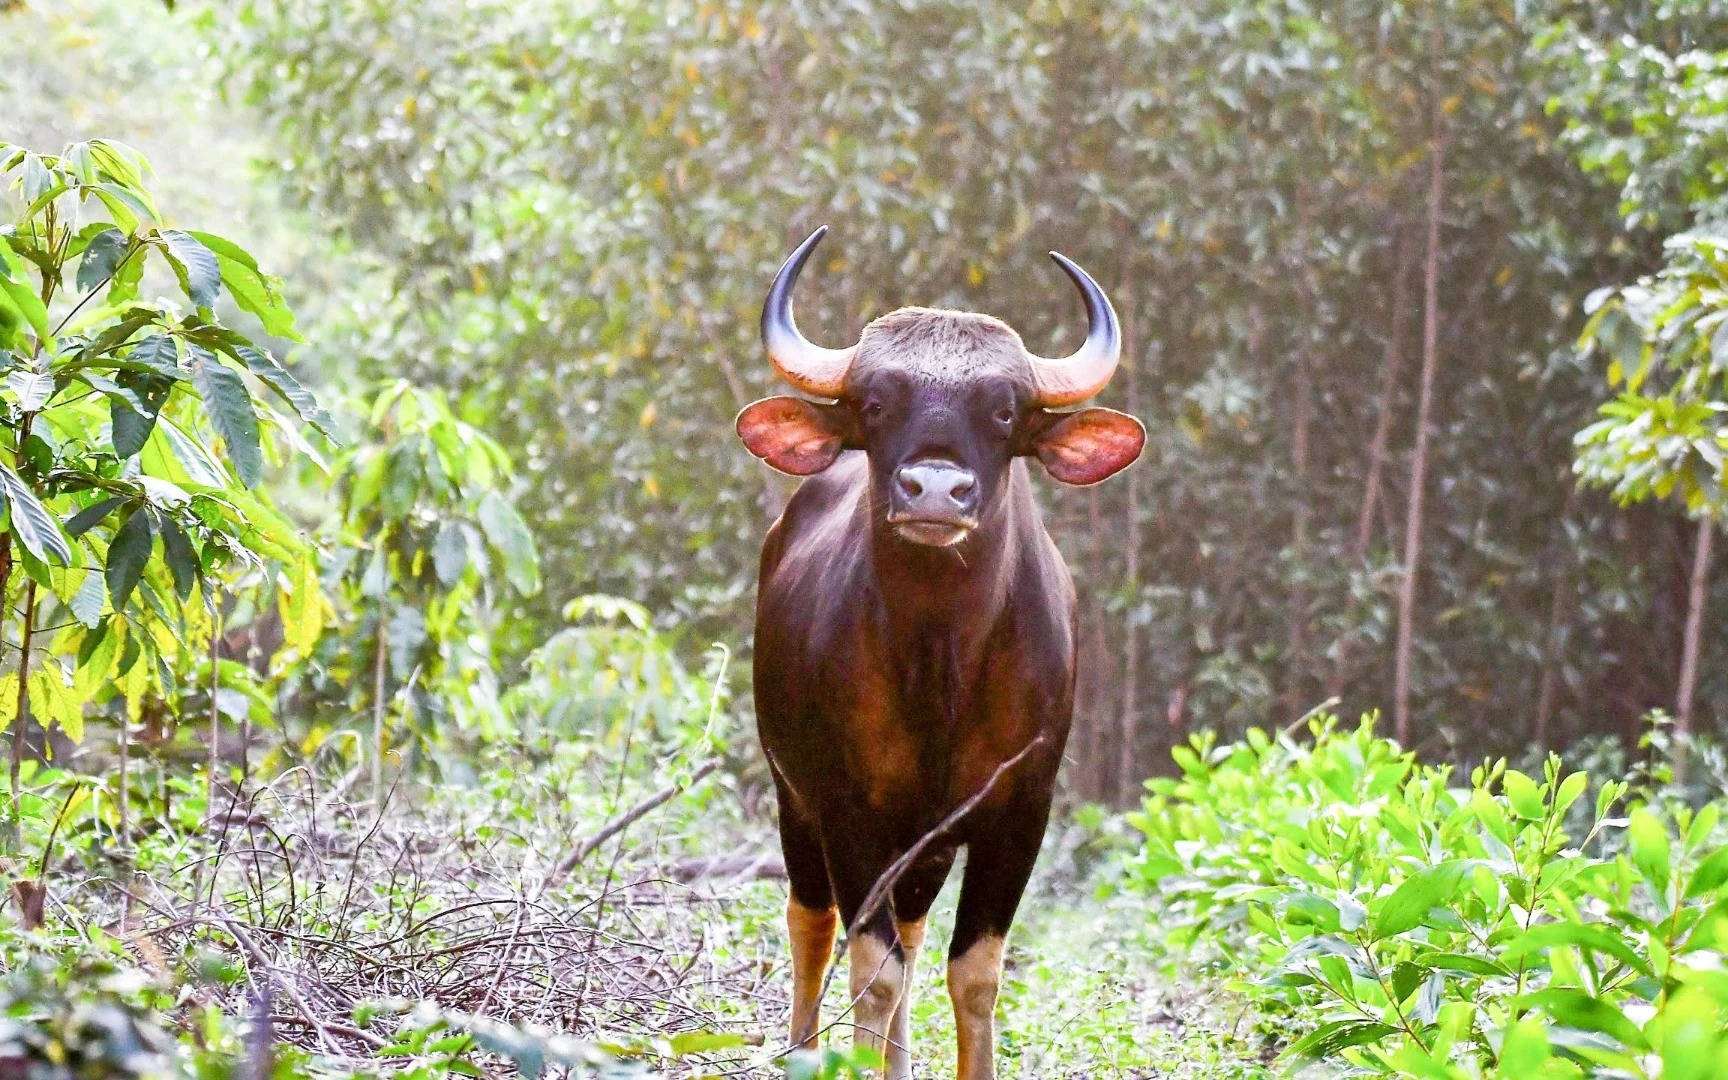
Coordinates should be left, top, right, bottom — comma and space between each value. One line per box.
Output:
0, 139, 325, 816
225, 0, 1669, 767
0, 951, 175, 1078
500, 594, 728, 755
1127, 717, 1728, 1076
1549, 8, 1728, 525
290, 380, 540, 771
1575, 230, 1728, 515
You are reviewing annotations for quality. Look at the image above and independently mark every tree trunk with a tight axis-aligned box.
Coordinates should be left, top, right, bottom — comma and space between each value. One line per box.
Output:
1326, 230, 1412, 704
1676, 517, 1714, 771
1352, 227, 1414, 564
1286, 193, 1331, 718
1393, 90, 1446, 748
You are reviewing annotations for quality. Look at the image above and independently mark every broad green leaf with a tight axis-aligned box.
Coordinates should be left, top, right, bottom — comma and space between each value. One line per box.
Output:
0, 673, 17, 732
188, 231, 301, 341
1554, 771, 1589, 816
230, 343, 333, 436
65, 495, 128, 538
1687, 847, 1728, 898
278, 553, 326, 659
1391, 960, 1425, 1004
68, 570, 105, 628
143, 416, 231, 489
110, 371, 175, 457
1519, 988, 1649, 1052
28, 663, 81, 743
477, 490, 540, 595
1283, 1019, 1398, 1068
0, 242, 48, 343
124, 334, 182, 378
432, 520, 469, 586
156, 513, 198, 601
1628, 808, 1673, 894
1415, 951, 1510, 978
74, 623, 120, 697
1503, 770, 1544, 820
1371, 861, 1471, 939
19, 152, 54, 204
0, 466, 71, 565
108, 242, 145, 305
1500, 921, 1652, 978
6, 371, 53, 411
75, 228, 129, 293
185, 345, 262, 487
105, 506, 154, 610
1660, 986, 1723, 1080
90, 182, 153, 232
159, 230, 222, 309
1498, 1018, 1552, 1076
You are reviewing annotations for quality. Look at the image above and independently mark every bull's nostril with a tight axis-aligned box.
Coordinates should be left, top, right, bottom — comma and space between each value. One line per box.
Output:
952, 478, 975, 499
899, 473, 923, 498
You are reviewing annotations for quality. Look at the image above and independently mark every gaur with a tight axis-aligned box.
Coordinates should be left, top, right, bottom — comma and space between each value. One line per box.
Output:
737, 226, 1144, 1080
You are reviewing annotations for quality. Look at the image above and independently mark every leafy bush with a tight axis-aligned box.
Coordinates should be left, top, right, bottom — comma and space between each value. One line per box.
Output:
0, 138, 326, 841
1126, 717, 1728, 1077
501, 595, 727, 753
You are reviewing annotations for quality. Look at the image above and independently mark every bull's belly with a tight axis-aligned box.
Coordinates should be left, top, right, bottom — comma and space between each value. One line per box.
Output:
763, 708, 1049, 832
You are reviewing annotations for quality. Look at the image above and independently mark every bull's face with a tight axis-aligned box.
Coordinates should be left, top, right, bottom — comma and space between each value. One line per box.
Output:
736, 229, 1145, 548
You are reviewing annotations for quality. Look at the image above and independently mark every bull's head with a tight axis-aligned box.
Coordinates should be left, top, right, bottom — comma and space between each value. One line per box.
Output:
737, 227, 1145, 547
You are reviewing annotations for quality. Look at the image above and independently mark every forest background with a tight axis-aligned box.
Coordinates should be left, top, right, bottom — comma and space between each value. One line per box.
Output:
7, 1, 1728, 1077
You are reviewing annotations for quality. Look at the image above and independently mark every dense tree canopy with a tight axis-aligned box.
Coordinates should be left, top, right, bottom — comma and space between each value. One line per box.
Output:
218, 0, 1726, 794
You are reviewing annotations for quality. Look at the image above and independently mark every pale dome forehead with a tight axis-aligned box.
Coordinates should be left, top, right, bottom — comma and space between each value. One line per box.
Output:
847, 307, 1034, 388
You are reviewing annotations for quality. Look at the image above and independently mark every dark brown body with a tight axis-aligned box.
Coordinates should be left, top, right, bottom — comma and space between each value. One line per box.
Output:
739, 228, 1141, 1079
755, 452, 1076, 1078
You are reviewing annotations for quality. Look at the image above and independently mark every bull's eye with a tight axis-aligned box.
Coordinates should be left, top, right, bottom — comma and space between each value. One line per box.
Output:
862, 400, 884, 419
994, 407, 1015, 427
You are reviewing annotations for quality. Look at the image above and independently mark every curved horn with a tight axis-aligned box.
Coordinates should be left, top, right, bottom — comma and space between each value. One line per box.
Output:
761, 226, 856, 399
1027, 252, 1122, 407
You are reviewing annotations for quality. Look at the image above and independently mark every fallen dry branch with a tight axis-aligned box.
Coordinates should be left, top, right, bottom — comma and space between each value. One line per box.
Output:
34, 763, 791, 1077
546, 759, 721, 885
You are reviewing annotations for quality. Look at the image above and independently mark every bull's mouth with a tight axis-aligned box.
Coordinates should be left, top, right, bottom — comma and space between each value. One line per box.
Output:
888, 516, 976, 547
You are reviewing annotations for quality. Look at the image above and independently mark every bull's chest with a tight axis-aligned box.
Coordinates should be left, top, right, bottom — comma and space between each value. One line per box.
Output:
837, 641, 1028, 818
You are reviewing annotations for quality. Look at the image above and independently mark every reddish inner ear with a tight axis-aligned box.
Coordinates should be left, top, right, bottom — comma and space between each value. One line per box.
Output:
1032, 408, 1146, 486
736, 397, 846, 476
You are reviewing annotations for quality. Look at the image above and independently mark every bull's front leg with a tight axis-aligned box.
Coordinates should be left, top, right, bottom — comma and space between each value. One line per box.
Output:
775, 788, 837, 1048
826, 823, 914, 1078
946, 802, 1048, 1080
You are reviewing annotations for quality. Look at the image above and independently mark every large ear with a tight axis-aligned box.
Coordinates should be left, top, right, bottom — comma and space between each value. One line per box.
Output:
1022, 408, 1145, 486
736, 396, 854, 475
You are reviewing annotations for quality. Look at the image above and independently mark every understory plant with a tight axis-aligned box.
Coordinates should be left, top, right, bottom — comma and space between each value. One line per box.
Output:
0, 138, 327, 856
1127, 716, 1728, 1078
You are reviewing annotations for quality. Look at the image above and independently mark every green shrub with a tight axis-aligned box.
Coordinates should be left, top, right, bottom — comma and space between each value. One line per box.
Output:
1126, 716, 1728, 1078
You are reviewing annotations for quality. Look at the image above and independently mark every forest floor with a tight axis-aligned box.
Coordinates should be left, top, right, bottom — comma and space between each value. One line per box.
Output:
34, 748, 1278, 1078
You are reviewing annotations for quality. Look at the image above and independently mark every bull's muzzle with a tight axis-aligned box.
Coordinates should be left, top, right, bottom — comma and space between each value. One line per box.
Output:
888, 461, 979, 546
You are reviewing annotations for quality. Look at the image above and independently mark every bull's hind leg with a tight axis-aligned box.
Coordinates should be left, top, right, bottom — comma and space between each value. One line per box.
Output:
947, 807, 1048, 1080
776, 787, 836, 1049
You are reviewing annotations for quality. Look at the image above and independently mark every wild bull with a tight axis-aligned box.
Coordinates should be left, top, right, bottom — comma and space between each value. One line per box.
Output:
737, 227, 1144, 1080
